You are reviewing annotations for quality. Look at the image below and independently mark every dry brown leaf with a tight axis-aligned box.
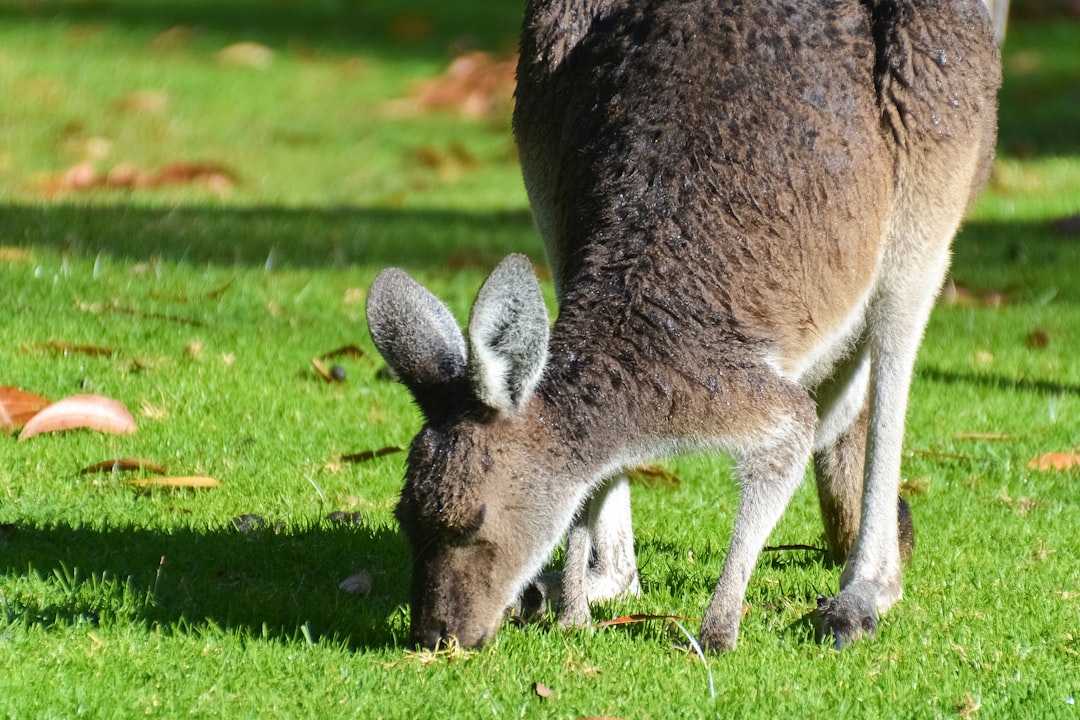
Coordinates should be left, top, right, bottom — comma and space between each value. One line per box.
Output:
593, 613, 699, 628
127, 476, 219, 489
42, 161, 237, 196
1025, 329, 1049, 349
150, 26, 195, 52
311, 358, 347, 383
19, 394, 136, 440
953, 432, 1014, 441
0, 386, 51, 432
216, 42, 273, 68
391, 51, 517, 119
0, 246, 33, 263
311, 357, 336, 382
320, 344, 366, 361
1027, 453, 1080, 472
340, 446, 404, 463
627, 464, 681, 489
900, 476, 930, 496
29, 340, 116, 358
113, 89, 168, 115
79, 458, 167, 475
938, 280, 1007, 309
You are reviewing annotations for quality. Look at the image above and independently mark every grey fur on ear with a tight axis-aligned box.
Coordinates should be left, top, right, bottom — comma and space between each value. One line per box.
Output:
468, 254, 550, 412
366, 267, 468, 390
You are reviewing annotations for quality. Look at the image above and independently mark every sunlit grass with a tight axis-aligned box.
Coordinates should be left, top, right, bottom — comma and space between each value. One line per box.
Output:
1, 3, 1079, 718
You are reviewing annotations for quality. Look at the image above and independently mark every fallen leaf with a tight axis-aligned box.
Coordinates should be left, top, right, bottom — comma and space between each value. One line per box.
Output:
19, 394, 136, 440
127, 476, 219, 489
532, 682, 555, 699
593, 613, 699, 628
216, 41, 273, 68
938, 280, 1008, 308
112, 89, 168, 115
311, 357, 346, 383
411, 142, 478, 179
1025, 329, 1049, 349
953, 432, 1014, 441
899, 476, 930, 496
338, 570, 373, 595
1027, 453, 1080, 472
627, 464, 681, 489
0, 246, 33, 263
150, 26, 196, 52
154, 162, 237, 190
79, 458, 167, 475
62, 162, 97, 190
320, 344, 365, 361
340, 446, 403, 463
390, 51, 517, 119
41, 161, 237, 197
0, 387, 51, 432
28, 340, 116, 358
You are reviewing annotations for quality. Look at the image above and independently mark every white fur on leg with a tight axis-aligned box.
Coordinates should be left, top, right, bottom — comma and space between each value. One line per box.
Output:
557, 474, 641, 628
584, 475, 642, 601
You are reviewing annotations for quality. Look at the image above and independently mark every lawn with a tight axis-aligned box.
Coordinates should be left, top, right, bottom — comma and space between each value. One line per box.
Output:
1, 2, 1079, 718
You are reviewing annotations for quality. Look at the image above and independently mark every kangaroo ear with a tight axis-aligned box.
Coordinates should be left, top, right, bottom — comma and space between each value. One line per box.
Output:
367, 268, 468, 413
468, 254, 550, 412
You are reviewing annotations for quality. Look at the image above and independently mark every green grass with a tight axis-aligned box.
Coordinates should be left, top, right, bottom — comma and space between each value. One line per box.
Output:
1, 2, 1079, 718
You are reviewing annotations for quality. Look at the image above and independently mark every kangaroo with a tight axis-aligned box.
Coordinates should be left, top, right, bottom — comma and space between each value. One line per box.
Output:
367, 0, 1000, 651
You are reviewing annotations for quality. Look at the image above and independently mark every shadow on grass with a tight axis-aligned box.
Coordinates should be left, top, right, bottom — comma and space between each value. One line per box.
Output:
998, 20, 1080, 158
919, 366, 1080, 397
0, 203, 542, 270
0, 519, 412, 650
4, 205, 1076, 280
950, 217, 1080, 303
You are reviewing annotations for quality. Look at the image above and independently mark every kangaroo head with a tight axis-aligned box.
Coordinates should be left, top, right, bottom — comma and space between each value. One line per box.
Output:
367, 255, 572, 648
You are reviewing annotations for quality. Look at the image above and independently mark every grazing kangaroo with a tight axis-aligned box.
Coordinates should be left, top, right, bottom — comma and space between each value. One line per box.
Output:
367, 0, 1000, 651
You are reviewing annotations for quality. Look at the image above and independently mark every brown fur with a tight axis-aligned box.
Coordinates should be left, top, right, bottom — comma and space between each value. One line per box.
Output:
368, 0, 1000, 650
